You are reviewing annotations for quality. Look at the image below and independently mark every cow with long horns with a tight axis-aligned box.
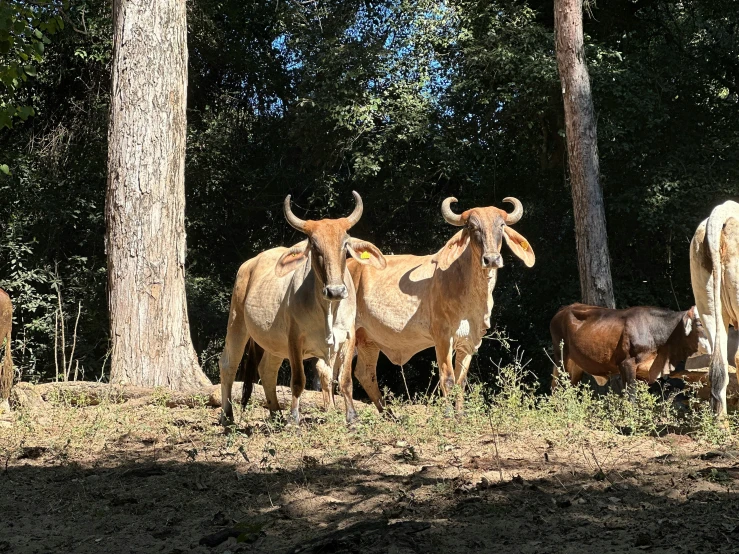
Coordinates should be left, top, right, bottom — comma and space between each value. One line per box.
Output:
348, 197, 535, 413
219, 192, 386, 427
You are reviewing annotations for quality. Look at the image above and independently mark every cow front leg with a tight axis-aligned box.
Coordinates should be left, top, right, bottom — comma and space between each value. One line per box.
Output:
218, 320, 250, 430
435, 338, 455, 415
290, 353, 305, 425
288, 339, 306, 425
619, 358, 638, 401
336, 333, 358, 424
354, 331, 384, 412
453, 349, 473, 414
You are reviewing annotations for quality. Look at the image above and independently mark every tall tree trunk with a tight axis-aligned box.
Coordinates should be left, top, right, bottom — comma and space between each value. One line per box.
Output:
554, 0, 615, 308
105, 0, 210, 389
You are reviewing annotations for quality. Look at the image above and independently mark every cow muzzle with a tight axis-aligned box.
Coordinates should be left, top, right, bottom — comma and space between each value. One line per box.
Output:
323, 285, 348, 301
481, 253, 503, 269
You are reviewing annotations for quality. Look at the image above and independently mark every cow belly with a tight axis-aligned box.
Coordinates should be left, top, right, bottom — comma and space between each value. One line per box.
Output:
567, 346, 619, 378
359, 323, 433, 366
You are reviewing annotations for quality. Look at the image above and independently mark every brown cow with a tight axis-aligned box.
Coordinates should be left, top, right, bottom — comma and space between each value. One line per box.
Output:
219, 192, 385, 427
550, 303, 707, 390
0, 288, 12, 413
349, 197, 535, 413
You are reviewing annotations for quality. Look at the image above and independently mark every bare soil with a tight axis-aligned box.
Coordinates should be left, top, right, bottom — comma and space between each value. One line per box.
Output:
1, 383, 738, 554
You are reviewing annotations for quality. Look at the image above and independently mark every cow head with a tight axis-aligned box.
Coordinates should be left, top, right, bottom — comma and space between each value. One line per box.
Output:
275, 191, 386, 300
438, 197, 535, 270
685, 306, 711, 356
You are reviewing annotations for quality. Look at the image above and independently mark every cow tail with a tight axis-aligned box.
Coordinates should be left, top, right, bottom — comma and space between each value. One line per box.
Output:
240, 339, 263, 408
706, 207, 729, 412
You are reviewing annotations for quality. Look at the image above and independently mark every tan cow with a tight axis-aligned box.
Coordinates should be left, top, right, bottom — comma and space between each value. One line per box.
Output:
690, 200, 739, 418
219, 192, 385, 427
349, 197, 535, 413
0, 288, 12, 413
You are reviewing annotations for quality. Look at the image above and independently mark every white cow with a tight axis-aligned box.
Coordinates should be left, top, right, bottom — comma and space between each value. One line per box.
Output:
690, 200, 739, 418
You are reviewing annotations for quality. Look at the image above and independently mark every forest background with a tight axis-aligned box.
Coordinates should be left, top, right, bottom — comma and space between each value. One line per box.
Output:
0, 0, 736, 395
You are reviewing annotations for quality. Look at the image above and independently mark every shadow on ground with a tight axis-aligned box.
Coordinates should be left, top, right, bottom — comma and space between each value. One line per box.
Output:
1, 448, 738, 554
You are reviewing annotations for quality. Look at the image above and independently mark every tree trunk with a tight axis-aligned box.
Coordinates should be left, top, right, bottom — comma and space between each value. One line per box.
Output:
554, 0, 615, 308
105, 0, 210, 389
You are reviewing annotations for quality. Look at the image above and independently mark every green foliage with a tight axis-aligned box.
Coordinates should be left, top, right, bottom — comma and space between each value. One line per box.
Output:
0, 0, 65, 130
0, 0, 737, 401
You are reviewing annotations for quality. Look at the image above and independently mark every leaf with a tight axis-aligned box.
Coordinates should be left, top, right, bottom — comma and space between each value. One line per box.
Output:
0, 164, 9, 175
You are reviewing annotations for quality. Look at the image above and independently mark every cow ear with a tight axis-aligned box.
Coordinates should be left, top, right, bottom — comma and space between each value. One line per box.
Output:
503, 226, 535, 268
347, 238, 386, 269
275, 240, 309, 277
683, 307, 694, 336
435, 229, 470, 269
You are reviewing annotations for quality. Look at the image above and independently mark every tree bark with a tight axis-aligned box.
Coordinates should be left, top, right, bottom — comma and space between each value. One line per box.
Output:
105, 0, 210, 389
554, 0, 616, 308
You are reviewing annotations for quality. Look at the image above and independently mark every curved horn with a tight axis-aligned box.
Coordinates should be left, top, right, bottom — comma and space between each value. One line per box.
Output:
345, 190, 363, 228
502, 197, 523, 225
441, 197, 465, 226
283, 195, 307, 232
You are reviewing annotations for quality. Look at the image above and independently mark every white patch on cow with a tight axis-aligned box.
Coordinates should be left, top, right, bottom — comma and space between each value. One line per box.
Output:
456, 319, 471, 338
326, 301, 335, 349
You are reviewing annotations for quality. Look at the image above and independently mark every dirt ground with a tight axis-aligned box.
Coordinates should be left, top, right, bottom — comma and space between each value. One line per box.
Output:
1, 383, 738, 554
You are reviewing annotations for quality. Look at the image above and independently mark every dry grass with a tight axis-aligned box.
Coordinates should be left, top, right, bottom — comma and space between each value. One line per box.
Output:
1, 367, 738, 553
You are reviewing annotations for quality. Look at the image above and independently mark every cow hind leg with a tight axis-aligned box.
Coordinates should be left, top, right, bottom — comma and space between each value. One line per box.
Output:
354, 335, 384, 413
314, 358, 334, 411
257, 352, 283, 417
219, 320, 250, 429
564, 358, 584, 386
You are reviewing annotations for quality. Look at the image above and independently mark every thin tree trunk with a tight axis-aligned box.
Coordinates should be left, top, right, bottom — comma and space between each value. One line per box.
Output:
105, 0, 210, 389
554, 0, 615, 308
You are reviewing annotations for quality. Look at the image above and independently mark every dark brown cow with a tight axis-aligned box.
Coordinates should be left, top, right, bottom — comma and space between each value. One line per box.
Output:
550, 303, 707, 389
0, 288, 12, 412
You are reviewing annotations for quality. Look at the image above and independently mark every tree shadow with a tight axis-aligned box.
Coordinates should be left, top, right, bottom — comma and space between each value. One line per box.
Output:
1, 446, 737, 554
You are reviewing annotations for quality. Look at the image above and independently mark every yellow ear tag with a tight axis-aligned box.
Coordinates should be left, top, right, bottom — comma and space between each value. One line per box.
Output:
360, 251, 371, 259
520, 241, 529, 251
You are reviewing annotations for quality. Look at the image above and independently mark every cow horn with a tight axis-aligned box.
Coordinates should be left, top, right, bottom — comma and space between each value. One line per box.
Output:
345, 191, 363, 228
441, 197, 465, 226
284, 195, 307, 232
502, 197, 523, 224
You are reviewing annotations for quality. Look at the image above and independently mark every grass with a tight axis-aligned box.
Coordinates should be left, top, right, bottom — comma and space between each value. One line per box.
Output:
2, 358, 737, 478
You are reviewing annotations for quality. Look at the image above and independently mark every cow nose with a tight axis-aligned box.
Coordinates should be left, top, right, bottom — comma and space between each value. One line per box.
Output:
481, 254, 503, 268
323, 285, 348, 300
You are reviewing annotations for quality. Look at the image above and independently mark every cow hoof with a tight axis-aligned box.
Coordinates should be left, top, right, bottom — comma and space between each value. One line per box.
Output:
382, 407, 400, 422
289, 408, 301, 426
346, 409, 358, 426
219, 411, 234, 431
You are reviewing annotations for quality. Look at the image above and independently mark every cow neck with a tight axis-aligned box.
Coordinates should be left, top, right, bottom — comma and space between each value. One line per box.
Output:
442, 244, 497, 333
460, 243, 497, 299
313, 270, 342, 356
